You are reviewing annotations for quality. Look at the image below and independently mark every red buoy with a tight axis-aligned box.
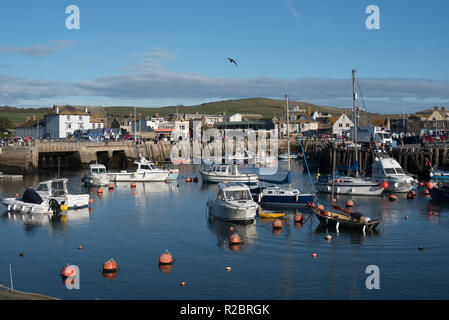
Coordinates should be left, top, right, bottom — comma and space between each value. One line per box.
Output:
102, 258, 118, 273
419, 182, 425, 187
61, 264, 77, 278
193, 177, 199, 183
426, 182, 434, 190
294, 214, 303, 223
345, 200, 354, 207
272, 219, 283, 229
229, 233, 241, 246
159, 250, 174, 265
381, 181, 389, 189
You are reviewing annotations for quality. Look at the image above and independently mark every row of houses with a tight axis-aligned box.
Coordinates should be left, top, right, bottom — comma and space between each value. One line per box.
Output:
16, 103, 447, 141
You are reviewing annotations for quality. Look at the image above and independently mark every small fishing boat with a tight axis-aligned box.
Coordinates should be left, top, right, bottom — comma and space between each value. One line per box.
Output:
1, 178, 90, 214
200, 164, 258, 184
372, 156, 416, 193
251, 186, 315, 207
308, 202, 380, 232
109, 157, 171, 182
81, 164, 110, 187
429, 168, 449, 185
207, 183, 258, 222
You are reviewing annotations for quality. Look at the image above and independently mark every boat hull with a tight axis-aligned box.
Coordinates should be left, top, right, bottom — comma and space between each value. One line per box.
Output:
111, 171, 170, 182
207, 200, 257, 222
315, 183, 384, 196
200, 172, 258, 185
313, 207, 380, 231
258, 194, 315, 207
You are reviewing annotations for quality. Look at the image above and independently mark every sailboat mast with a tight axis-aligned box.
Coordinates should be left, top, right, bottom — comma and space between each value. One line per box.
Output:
352, 69, 359, 177
285, 94, 291, 172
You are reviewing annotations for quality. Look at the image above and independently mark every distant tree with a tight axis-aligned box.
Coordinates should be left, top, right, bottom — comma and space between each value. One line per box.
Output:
0, 117, 13, 131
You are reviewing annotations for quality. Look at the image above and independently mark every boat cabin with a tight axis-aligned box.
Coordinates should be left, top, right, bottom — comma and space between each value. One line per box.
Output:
133, 157, 161, 171
35, 179, 69, 197
216, 183, 253, 202
204, 165, 240, 176
372, 158, 406, 177
89, 164, 107, 175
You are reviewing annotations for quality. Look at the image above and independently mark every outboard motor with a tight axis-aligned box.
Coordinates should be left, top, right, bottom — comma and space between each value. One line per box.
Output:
49, 199, 61, 215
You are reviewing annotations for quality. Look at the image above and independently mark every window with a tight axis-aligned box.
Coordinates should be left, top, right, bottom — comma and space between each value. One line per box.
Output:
346, 123, 350, 127
225, 190, 252, 201
79, 116, 83, 120
67, 115, 70, 121
339, 124, 343, 127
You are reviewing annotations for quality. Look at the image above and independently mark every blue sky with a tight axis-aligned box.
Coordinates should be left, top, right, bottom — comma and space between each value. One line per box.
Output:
0, 0, 448, 113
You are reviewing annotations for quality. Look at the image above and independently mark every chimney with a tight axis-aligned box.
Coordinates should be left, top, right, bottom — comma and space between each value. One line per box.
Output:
434, 106, 439, 111
442, 106, 446, 112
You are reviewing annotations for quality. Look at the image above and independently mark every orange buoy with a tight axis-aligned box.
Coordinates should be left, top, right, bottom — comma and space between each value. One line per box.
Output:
272, 219, 283, 229
78, 245, 83, 250
389, 195, 397, 201
19, 252, 24, 257
131, 182, 137, 188
159, 250, 174, 265
345, 200, 354, 207
312, 253, 317, 258
294, 213, 303, 223
15, 193, 19, 198
193, 177, 199, 183
97, 188, 103, 194
180, 281, 186, 287
426, 182, 434, 190
405, 216, 409, 220
102, 258, 118, 273
424, 189, 430, 195
317, 204, 325, 211
332, 198, 337, 204
229, 233, 241, 246
186, 177, 191, 183
61, 264, 77, 278
108, 184, 114, 190
229, 226, 234, 232
89, 198, 94, 204
381, 181, 389, 189
336, 179, 340, 184
225, 266, 232, 272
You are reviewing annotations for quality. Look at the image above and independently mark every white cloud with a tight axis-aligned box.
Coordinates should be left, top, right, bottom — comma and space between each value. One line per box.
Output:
0, 40, 79, 57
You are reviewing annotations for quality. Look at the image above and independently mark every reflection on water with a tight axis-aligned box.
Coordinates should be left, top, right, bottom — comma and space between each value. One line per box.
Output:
1, 207, 91, 235
206, 213, 258, 250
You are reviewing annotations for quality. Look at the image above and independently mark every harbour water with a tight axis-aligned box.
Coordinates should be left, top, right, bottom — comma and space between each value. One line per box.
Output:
0, 161, 448, 300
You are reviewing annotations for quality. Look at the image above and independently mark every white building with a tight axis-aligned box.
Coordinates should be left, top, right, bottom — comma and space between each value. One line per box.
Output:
332, 114, 354, 136
45, 106, 92, 139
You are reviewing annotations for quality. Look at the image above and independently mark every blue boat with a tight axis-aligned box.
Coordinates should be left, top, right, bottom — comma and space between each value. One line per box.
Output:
429, 169, 449, 185
251, 186, 315, 207
428, 184, 449, 201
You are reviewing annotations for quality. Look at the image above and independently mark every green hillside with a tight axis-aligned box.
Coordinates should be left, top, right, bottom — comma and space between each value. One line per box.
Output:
104, 97, 350, 119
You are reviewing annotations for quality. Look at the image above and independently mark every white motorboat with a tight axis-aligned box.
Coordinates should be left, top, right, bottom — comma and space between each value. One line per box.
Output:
109, 157, 171, 182
372, 156, 416, 193
1, 178, 90, 214
200, 164, 258, 184
82, 164, 110, 186
207, 183, 258, 222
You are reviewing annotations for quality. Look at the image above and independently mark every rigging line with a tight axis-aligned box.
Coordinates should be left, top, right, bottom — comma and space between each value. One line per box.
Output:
356, 79, 381, 158
288, 102, 315, 187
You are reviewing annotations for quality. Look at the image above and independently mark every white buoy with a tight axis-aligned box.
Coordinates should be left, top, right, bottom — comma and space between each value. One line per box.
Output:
336, 222, 340, 233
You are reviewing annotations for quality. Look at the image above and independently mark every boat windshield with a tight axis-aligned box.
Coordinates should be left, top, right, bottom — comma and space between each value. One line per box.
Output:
224, 190, 252, 201
385, 168, 404, 175
51, 180, 66, 197
36, 183, 49, 192
91, 168, 106, 174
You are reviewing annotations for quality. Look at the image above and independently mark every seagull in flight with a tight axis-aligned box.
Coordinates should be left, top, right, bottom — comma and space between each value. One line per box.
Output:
227, 58, 238, 67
